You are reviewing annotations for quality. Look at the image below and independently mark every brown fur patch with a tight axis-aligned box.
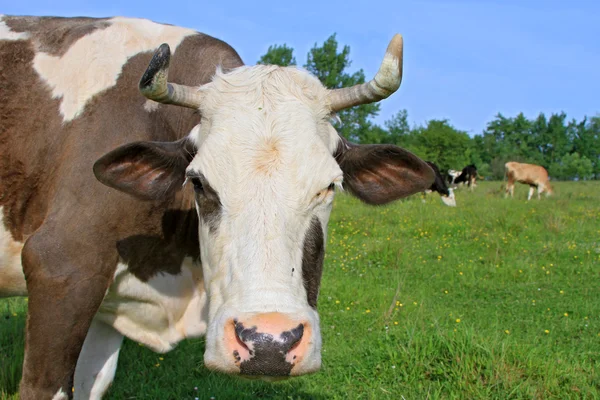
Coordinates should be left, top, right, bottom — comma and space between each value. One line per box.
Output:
3, 16, 110, 56
0, 39, 62, 240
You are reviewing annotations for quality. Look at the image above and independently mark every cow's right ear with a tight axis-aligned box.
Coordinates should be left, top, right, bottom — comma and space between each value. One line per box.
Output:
334, 136, 435, 205
93, 138, 195, 200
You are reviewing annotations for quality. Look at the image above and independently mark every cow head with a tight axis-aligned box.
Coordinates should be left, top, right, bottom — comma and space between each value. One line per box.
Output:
94, 36, 434, 379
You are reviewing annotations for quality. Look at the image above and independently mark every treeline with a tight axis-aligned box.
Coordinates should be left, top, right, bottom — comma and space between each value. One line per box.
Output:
259, 35, 600, 181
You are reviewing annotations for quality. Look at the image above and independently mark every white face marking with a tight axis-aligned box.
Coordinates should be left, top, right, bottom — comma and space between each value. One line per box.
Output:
186, 65, 341, 373
0, 207, 27, 296
0, 16, 29, 41
33, 17, 196, 122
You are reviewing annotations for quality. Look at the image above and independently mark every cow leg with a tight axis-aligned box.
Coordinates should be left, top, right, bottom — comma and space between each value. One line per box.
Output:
74, 319, 123, 400
527, 185, 535, 201
19, 231, 115, 400
505, 180, 513, 198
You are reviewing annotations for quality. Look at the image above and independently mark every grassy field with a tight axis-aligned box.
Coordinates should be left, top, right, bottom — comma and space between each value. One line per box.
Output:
1, 181, 599, 399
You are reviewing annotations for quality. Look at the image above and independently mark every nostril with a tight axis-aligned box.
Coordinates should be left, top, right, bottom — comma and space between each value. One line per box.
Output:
281, 323, 304, 353
233, 319, 252, 354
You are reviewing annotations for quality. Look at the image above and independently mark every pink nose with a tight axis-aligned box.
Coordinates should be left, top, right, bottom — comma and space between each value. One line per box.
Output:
224, 313, 310, 376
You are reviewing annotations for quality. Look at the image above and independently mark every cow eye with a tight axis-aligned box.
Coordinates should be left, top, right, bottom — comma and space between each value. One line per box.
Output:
314, 182, 336, 202
191, 177, 203, 193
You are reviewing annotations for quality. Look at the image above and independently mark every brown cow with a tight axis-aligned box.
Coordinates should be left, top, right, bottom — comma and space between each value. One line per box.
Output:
505, 161, 553, 200
0, 15, 434, 399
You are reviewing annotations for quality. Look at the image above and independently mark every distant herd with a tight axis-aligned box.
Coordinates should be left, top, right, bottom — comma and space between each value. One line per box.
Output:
424, 161, 552, 206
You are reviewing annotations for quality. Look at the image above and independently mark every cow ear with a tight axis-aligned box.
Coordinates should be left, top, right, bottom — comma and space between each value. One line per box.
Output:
334, 137, 435, 205
94, 138, 195, 200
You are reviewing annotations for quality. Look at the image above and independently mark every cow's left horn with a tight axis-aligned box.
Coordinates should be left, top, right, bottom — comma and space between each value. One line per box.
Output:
327, 34, 403, 112
139, 43, 204, 109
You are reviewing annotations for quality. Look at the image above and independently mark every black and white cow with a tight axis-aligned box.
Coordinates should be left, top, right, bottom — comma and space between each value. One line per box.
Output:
447, 169, 461, 185
424, 161, 456, 206
452, 164, 478, 190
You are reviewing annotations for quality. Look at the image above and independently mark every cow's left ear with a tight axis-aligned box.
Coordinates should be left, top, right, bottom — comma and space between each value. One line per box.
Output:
334, 137, 435, 205
94, 138, 195, 200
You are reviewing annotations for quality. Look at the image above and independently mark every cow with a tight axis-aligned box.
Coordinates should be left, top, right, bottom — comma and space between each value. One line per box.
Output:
447, 169, 461, 185
424, 162, 456, 206
505, 161, 553, 200
453, 164, 478, 190
0, 15, 435, 400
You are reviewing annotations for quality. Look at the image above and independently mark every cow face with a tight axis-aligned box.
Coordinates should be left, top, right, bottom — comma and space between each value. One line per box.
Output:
94, 39, 435, 379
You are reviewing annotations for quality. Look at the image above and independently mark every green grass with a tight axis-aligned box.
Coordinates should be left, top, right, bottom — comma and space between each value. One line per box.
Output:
2, 181, 599, 399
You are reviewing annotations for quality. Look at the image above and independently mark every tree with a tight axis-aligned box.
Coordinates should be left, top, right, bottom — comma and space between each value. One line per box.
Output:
399, 119, 473, 172
550, 153, 593, 180
571, 115, 600, 179
258, 44, 296, 66
304, 34, 380, 142
546, 112, 572, 165
385, 109, 411, 144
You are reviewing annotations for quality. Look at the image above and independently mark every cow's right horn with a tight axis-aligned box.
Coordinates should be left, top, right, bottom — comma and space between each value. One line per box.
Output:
139, 43, 204, 109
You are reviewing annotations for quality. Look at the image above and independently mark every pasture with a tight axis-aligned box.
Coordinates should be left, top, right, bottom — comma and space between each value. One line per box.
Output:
1, 181, 599, 399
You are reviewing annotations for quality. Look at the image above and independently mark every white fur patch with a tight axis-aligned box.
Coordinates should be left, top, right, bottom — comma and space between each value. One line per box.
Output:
0, 206, 27, 297
33, 17, 196, 122
51, 389, 68, 400
143, 99, 160, 113
97, 257, 207, 353
0, 16, 29, 41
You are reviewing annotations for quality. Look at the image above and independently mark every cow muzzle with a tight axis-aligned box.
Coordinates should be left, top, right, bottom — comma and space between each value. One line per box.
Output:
441, 189, 456, 207
204, 312, 321, 379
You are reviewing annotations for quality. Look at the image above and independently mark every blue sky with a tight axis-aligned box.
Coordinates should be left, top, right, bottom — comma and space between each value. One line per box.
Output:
4, 0, 599, 136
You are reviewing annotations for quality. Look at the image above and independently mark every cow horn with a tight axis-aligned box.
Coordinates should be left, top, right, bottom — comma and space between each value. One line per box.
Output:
327, 34, 403, 112
139, 43, 204, 109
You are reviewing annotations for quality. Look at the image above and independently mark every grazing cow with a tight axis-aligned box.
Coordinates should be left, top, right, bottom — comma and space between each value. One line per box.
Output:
447, 169, 461, 185
453, 164, 478, 190
424, 162, 456, 206
505, 161, 553, 200
0, 16, 435, 399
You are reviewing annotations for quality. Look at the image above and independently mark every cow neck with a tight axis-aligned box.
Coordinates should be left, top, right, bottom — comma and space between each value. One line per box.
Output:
116, 188, 200, 282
